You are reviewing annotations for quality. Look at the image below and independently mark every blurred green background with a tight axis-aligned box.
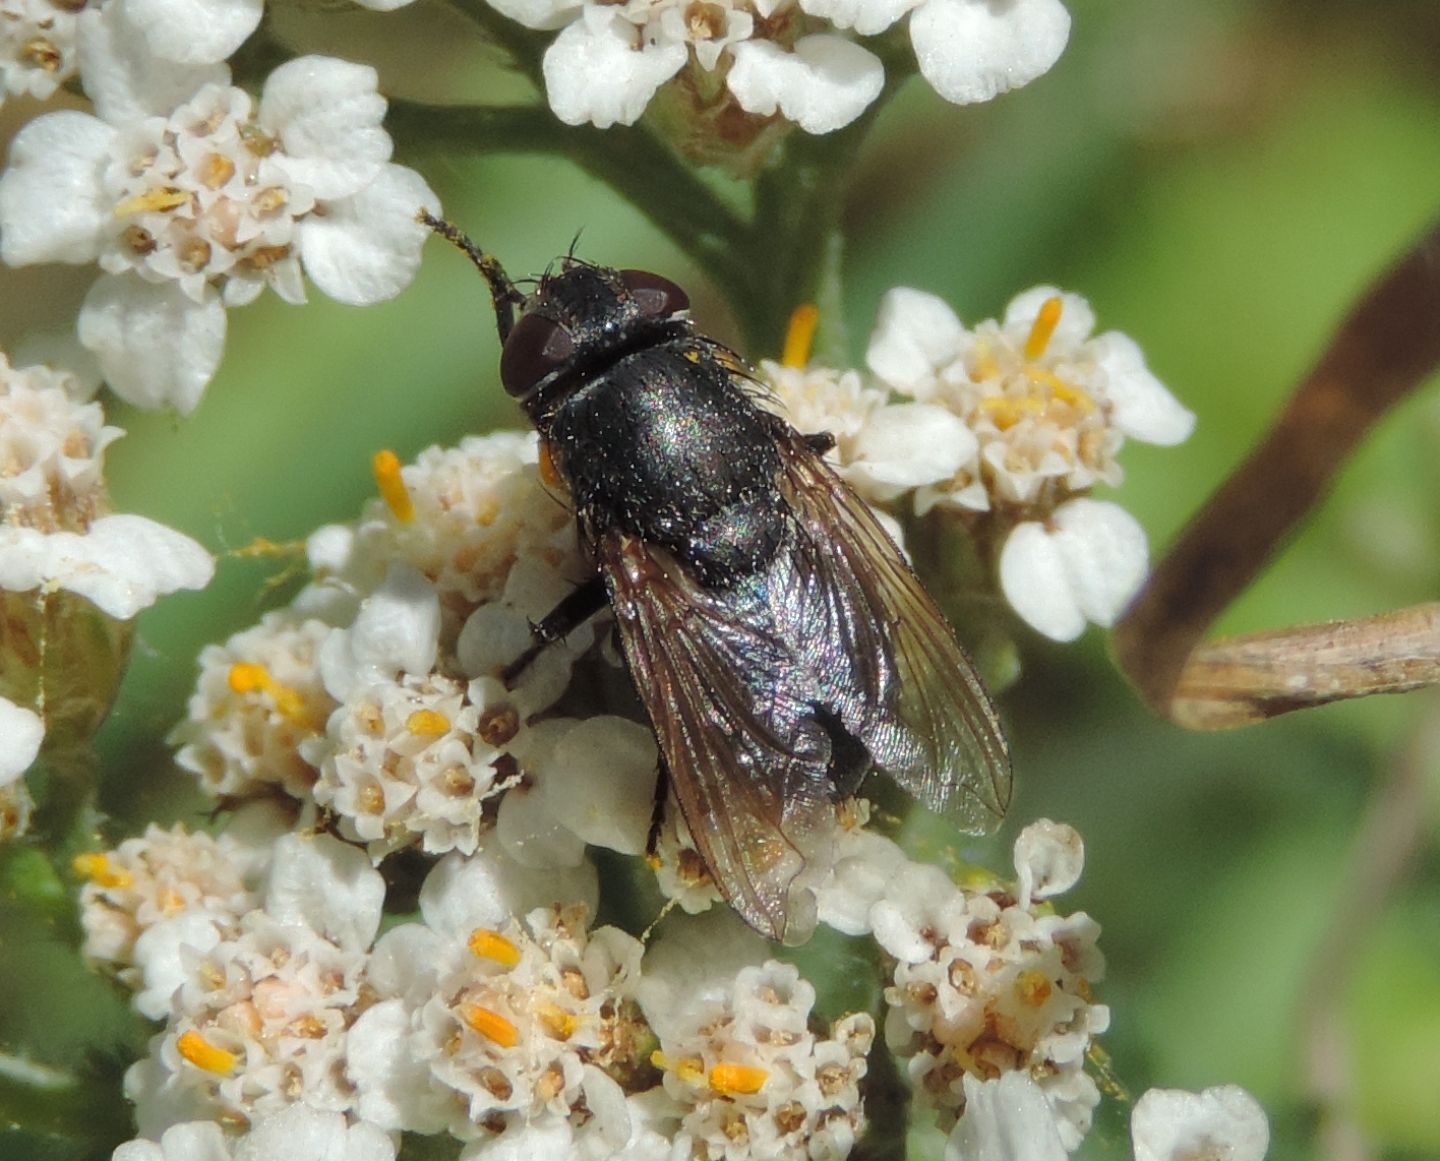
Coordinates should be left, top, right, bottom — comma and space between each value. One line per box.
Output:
1, 0, 1438, 1157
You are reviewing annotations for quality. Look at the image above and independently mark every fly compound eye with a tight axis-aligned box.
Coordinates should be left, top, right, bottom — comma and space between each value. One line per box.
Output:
500, 312, 575, 397
620, 269, 690, 317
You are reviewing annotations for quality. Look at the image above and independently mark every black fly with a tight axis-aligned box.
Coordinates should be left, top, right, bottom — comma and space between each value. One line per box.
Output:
422, 214, 1011, 944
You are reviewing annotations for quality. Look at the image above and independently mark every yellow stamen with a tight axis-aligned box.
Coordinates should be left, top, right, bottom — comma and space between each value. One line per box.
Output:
978, 396, 1046, 431
113, 187, 190, 217
468, 928, 522, 968
1016, 968, 1053, 1008
176, 1029, 237, 1073
1023, 366, 1097, 412
462, 1004, 520, 1048
406, 709, 450, 737
781, 303, 819, 369
535, 1001, 577, 1041
710, 1061, 769, 1095
372, 449, 414, 523
1023, 296, 1064, 361
72, 852, 133, 890
651, 1051, 705, 1086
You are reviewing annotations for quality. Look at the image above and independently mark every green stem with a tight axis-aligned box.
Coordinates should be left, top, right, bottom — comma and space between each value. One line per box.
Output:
387, 101, 754, 304
857, 1036, 909, 1161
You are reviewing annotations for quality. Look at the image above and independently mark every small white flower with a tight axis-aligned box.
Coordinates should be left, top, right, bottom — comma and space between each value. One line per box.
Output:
170, 612, 336, 801
864, 284, 1191, 639
0, 37, 438, 412
998, 497, 1148, 641
0, 0, 83, 107
0, 512, 213, 619
1131, 1085, 1270, 1161
0, 356, 213, 617
873, 840, 1108, 1150
75, 822, 263, 995
647, 958, 874, 1160
726, 34, 885, 135
945, 1070, 1068, 1161
1012, 818, 1083, 907
127, 835, 386, 1128
304, 671, 527, 859
351, 900, 648, 1144
0, 695, 44, 785
112, 1104, 398, 1161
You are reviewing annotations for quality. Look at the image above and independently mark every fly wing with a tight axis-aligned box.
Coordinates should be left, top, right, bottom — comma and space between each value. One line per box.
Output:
772, 428, 1012, 834
595, 530, 837, 944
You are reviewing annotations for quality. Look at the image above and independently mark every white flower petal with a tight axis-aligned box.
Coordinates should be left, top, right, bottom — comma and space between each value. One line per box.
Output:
299, 164, 438, 306
235, 1105, 396, 1161
0, 697, 44, 787
1003, 284, 1095, 346
999, 500, 1147, 641
1132, 1086, 1270, 1161
846, 402, 977, 498
496, 782, 589, 868
318, 563, 440, 700
910, 0, 1070, 106
866, 286, 969, 397
260, 56, 391, 200
133, 913, 225, 1019
120, 0, 262, 65
797, 0, 918, 36
348, 998, 448, 1133
76, 5, 229, 122
727, 34, 885, 134
0, 112, 114, 266
1090, 331, 1195, 445
463, 1121, 574, 1161
0, 514, 213, 620
816, 828, 907, 935
485, 0, 580, 28
1013, 819, 1083, 907
540, 717, 658, 855
419, 846, 599, 938
115, 1121, 230, 1161
77, 275, 226, 414
542, 15, 686, 129
263, 833, 385, 952
946, 1071, 1069, 1161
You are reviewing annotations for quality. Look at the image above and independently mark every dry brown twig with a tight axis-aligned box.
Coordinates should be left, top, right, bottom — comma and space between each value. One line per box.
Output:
1114, 217, 1440, 730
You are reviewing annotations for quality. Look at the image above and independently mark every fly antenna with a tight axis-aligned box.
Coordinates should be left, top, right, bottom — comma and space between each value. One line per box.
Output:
418, 210, 525, 342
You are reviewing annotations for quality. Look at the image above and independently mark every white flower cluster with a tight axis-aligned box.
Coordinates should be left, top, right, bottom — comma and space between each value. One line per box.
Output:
870, 820, 1107, 1150
82, 818, 884, 1161
0, 349, 212, 798
0, 0, 84, 108
169, 433, 659, 870
503, 0, 1070, 133
0, 8, 437, 413
761, 284, 1194, 641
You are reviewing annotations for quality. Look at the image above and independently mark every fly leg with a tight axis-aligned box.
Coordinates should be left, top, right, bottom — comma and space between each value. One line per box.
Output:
645, 758, 670, 862
501, 576, 608, 685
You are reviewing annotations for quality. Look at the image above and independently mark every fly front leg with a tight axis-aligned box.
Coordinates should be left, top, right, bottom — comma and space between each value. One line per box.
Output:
501, 575, 609, 685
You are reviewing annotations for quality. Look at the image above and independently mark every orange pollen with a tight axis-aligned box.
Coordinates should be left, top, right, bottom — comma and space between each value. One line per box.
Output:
1016, 969, 1053, 1008
176, 1029, 237, 1073
781, 303, 820, 369
1023, 296, 1064, 361
372, 449, 414, 523
462, 1004, 520, 1048
406, 709, 450, 737
227, 662, 308, 723
538, 441, 562, 489
710, 1061, 769, 1095
651, 1051, 706, 1086
72, 852, 133, 889
468, 928, 522, 967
